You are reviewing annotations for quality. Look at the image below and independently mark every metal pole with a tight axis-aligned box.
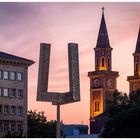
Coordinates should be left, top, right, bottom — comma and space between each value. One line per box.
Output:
56, 104, 60, 138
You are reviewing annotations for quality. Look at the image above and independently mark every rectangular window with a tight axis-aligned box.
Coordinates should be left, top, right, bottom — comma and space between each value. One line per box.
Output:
11, 106, 16, 115
10, 88, 16, 97
0, 70, 2, 79
4, 105, 9, 114
3, 88, 9, 97
17, 89, 23, 98
17, 106, 23, 116
0, 88, 2, 96
4, 122, 9, 132
17, 72, 22, 81
3, 71, 9, 80
17, 123, 22, 132
10, 72, 16, 80
95, 101, 100, 112
0, 122, 2, 132
11, 122, 16, 132
0, 105, 2, 114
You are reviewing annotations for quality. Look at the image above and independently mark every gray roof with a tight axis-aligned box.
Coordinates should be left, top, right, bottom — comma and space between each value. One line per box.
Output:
135, 27, 140, 53
96, 12, 111, 48
0, 51, 35, 66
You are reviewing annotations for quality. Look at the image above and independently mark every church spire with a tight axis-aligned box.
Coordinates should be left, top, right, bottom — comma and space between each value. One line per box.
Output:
96, 7, 111, 48
135, 27, 140, 53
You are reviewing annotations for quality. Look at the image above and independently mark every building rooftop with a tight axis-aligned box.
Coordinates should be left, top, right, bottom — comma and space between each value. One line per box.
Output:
0, 51, 35, 66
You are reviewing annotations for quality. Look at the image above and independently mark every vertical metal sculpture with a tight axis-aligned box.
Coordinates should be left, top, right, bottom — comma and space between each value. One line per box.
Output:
37, 43, 80, 138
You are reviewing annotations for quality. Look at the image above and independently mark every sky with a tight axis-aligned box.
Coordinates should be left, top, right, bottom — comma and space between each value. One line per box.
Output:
0, 2, 140, 126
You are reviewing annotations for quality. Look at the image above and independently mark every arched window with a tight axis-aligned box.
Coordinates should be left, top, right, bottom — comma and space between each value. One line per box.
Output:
108, 58, 110, 68
94, 101, 100, 111
102, 58, 105, 67
135, 63, 139, 74
96, 58, 99, 67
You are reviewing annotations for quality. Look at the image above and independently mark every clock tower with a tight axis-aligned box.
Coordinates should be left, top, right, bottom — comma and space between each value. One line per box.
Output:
127, 28, 140, 93
88, 8, 119, 134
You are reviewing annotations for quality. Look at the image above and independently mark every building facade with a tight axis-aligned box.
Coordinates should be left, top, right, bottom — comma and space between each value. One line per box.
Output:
127, 28, 140, 93
88, 9, 119, 134
0, 51, 34, 137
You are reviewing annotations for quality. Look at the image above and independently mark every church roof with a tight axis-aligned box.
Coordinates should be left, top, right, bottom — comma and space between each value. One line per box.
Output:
135, 27, 140, 53
96, 8, 111, 48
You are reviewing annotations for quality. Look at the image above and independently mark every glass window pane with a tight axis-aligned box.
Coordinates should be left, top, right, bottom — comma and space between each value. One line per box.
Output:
10, 72, 15, 80
0, 88, 2, 96
11, 122, 16, 132
11, 89, 16, 97
3, 88, 9, 97
17, 73, 22, 81
4, 122, 9, 132
11, 106, 16, 115
3, 71, 9, 80
4, 105, 9, 114
17, 89, 23, 98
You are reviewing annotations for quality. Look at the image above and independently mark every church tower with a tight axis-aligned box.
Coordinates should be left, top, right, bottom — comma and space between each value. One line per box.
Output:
88, 8, 119, 134
127, 28, 140, 93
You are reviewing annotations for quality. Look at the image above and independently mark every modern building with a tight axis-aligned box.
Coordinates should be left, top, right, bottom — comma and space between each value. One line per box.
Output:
0, 51, 34, 137
88, 8, 119, 134
127, 28, 140, 93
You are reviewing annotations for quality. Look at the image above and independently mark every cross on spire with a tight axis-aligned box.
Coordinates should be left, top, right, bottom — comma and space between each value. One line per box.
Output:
102, 7, 105, 15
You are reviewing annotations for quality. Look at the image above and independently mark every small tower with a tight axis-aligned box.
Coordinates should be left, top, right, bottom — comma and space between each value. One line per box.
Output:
127, 28, 140, 93
88, 8, 119, 134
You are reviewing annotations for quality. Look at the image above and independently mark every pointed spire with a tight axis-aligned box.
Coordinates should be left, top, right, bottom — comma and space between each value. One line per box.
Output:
96, 7, 111, 48
135, 27, 140, 53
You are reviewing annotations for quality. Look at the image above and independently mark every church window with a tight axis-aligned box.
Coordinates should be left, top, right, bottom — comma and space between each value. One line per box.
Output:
96, 58, 99, 67
102, 58, 105, 67
108, 58, 110, 67
135, 63, 139, 74
94, 101, 100, 111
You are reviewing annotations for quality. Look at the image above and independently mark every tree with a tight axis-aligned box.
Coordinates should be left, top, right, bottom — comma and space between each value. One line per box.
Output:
101, 89, 140, 138
28, 110, 56, 138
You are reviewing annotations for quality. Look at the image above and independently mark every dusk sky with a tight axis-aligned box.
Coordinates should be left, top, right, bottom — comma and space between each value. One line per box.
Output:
1, 2, 140, 125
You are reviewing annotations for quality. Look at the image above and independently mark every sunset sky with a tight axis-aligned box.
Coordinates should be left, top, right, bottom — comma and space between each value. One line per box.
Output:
1, 2, 140, 125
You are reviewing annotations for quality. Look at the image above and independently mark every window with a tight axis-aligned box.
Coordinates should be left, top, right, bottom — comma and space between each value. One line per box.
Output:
94, 101, 100, 112
0, 105, 2, 114
3, 71, 9, 80
11, 122, 16, 132
0, 122, 2, 132
96, 58, 99, 67
10, 72, 16, 80
0, 71, 2, 79
17, 123, 22, 132
17, 89, 23, 98
11, 106, 16, 115
10, 89, 16, 97
0, 88, 2, 96
135, 63, 139, 74
17, 73, 22, 81
3, 88, 9, 97
4, 122, 9, 132
17, 106, 23, 116
102, 58, 105, 67
4, 105, 9, 114
108, 58, 110, 67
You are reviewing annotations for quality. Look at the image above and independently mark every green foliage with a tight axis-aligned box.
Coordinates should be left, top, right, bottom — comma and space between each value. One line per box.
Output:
101, 89, 140, 138
28, 110, 56, 138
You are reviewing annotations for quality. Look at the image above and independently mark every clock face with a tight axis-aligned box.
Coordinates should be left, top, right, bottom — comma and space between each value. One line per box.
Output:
94, 79, 100, 88
107, 79, 112, 88
133, 83, 139, 91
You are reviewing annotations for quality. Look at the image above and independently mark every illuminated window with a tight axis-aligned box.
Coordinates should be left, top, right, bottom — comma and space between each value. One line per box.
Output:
3, 71, 9, 80
102, 58, 105, 67
95, 101, 100, 111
